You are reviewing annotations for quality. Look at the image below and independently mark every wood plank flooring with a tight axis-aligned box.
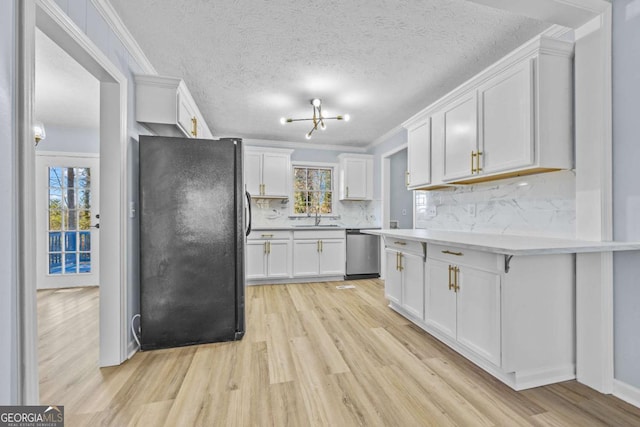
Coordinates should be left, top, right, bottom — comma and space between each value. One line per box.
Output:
38, 280, 640, 426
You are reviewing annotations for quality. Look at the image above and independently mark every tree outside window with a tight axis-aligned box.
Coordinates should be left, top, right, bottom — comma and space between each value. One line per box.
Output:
293, 166, 333, 215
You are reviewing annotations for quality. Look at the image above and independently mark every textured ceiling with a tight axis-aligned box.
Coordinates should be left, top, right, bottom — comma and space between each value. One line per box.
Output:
35, 28, 100, 129
108, 0, 550, 147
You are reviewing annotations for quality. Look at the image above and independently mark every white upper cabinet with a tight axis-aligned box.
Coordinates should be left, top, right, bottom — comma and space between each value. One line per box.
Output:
135, 74, 213, 139
406, 117, 431, 190
338, 154, 373, 200
442, 92, 478, 182
244, 147, 293, 198
403, 36, 574, 189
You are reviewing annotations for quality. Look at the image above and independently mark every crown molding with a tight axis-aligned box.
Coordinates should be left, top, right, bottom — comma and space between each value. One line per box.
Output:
241, 138, 367, 153
90, 0, 156, 74
366, 125, 405, 151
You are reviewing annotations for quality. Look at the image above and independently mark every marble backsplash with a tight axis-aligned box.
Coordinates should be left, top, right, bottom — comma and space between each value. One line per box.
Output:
251, 198, 381, 228
415, 170, 576, 238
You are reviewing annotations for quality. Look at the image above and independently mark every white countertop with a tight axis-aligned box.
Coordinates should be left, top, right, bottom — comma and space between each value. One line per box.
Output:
252, 226, 348, 231
363, 229, 640, 256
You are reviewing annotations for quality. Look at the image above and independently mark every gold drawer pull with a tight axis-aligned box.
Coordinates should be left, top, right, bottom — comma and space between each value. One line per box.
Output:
442, 250, 463, 256
394, 241, 407, 246
261, 234, 274, 238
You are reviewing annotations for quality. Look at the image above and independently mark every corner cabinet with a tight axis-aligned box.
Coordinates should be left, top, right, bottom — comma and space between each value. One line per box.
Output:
135, 74, 213, 139
244, 147, 293, 198
403, 36, 574, 189
338, 154, 373, 200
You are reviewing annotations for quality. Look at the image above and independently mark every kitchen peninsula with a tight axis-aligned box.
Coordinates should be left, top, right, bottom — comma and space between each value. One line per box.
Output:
365, 229, 640, 391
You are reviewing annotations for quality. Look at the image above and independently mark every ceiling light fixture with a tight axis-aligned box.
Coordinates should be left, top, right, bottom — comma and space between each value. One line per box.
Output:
33, 121, 46, 146
280, 98, 350, 140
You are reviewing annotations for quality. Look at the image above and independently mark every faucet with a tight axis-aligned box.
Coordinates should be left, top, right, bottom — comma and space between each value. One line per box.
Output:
314, 205, 321, 226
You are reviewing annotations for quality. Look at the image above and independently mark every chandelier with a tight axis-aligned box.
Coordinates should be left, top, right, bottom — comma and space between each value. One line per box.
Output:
280, 98, 350, 140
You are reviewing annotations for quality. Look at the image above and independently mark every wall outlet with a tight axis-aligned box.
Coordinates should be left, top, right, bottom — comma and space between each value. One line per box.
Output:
468, 204, 476, 217
426, 205, 437, 218
402, 209, 407, 216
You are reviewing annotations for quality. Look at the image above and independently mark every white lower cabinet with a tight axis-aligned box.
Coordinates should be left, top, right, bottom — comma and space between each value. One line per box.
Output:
384, 240, 575, 391
384, 239, 425, 320
246, 233, 291, 280
292, 230, 345, 277
426, 258, 500, 367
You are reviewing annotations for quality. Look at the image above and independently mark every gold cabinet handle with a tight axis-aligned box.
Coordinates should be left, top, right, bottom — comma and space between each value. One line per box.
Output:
267, 241, 271, 254
398, 253, 403, 271
405, 171, 410, 187
454, 266, 460, 292
191, 117, 198, 137
396, 252, 399, 271
476, 151, 483, 173
394, 241, 407, 246
442, 250, 463, 256
317, 240, 320, 253
471, 151, 476, 174
261, 234, 274, 238
448, 265, 454, 290
346, 186, 349, 198
319, 240, 323, 252
263, 242, 268, 255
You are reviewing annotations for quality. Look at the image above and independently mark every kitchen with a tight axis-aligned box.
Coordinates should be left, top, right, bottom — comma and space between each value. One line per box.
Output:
1, 0, 640, 424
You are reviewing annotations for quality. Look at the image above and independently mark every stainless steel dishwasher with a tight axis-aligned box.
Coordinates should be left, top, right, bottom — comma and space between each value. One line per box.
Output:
345, 228, 380, 280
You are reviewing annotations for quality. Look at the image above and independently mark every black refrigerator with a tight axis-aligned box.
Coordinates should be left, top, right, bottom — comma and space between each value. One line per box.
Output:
139, 135, 248, 350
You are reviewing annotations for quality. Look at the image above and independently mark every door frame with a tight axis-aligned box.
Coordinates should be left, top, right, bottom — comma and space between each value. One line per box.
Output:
18, 0, 129, 403
35, 152, 100, 289
380, 142, 408, 280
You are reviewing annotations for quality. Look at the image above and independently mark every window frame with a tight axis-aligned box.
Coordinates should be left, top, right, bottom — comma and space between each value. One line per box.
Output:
290, 161, 338, 217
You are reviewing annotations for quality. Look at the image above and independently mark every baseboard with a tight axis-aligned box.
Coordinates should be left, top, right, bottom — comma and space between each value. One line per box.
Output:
127, 338, 139, 360
247, 276, 344, 285
613, 379, 640, 409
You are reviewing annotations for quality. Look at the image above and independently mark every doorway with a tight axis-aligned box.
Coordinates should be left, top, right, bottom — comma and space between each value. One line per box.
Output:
19, 0, 130, 403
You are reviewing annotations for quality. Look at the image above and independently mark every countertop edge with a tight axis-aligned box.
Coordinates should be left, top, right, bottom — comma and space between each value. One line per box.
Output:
363, 229, 640, 256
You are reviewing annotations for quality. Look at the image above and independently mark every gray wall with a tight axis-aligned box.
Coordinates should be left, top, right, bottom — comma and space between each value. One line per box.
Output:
613, 0, 640, 389
35, 125, 100, 153
0, 0, 18, 405
389, 148, 413, 228
370, 128, 408, 199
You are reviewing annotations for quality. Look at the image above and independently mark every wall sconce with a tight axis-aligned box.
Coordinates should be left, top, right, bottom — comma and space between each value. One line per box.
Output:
33, 121, 46, 146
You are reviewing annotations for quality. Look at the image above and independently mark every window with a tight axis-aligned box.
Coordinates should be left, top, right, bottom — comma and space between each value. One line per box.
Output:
293, 165, 333, 215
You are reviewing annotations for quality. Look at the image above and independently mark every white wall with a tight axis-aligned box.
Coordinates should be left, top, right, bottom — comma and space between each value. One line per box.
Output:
0, 0, 18, 405
612, 0, 640, 390
370, 128, 407, 199
35, 125, 99, 153
389, 148, 412, 229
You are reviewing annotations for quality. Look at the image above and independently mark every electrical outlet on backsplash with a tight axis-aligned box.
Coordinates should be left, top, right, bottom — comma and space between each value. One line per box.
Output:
415, 170, 576, 238
250, 198, 381, 228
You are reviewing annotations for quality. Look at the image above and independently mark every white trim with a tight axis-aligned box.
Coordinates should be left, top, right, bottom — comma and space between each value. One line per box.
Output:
30, 0, 128, 372
90, 0, 156, 74
291, 161, 338, 169
366, 125, 404, 150
574, 14, 603, 39
36, 150, 99, 158
542, 24, 574, 39
243, 138, 367, 153
613, 379, 640, 409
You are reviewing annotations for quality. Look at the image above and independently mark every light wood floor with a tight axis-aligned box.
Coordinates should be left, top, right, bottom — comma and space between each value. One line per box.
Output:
38, 280, 640, 426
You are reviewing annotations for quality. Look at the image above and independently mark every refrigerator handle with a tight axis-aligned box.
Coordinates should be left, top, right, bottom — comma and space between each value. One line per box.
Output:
245, 191, 252, 236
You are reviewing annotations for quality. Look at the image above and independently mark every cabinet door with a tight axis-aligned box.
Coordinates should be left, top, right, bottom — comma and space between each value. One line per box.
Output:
407, 119, 431, 189
442, 92, 478, 181
292, 240, 320, 277
262, 153, 290, 196
246, 241, 267, 279
343, 158, 368, 199
244, 151, 262, 195
400, 252, 425, 320
266, 240, 290, 278
425, 259, 457, 339
479, 59, 534, 174
384, 249, 402, 305
318, 239, 345, 276
177, 92, 197, 138
456, 267, 501, 366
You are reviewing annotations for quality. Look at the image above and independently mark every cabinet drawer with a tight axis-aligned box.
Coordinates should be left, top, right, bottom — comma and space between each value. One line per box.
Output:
293, 230, 345, 240
385, 238, 425, 258
428, 243, 499, 272
248, 230, 291, 240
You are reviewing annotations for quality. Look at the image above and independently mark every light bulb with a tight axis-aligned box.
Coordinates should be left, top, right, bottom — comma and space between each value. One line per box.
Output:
311, 98, 321, 107
320, 122, 326, 130
280, 117, 286, 125
305, 132, 312, 140
343, 114, 350, 122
